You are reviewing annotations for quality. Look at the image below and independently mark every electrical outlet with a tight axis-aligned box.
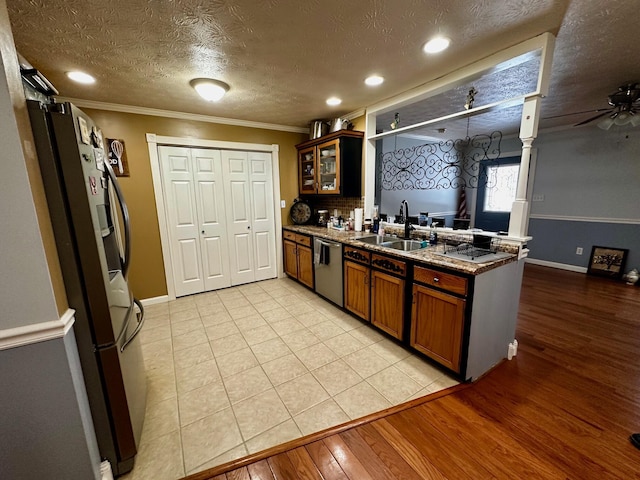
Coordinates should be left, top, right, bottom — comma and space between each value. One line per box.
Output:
576, 247, 583, 255
280, 200, 286, 208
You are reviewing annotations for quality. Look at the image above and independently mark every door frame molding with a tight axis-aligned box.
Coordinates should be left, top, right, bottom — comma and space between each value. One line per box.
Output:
145, 133, 283, 300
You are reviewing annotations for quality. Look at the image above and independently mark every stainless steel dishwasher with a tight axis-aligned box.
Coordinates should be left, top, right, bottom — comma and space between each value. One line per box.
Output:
313, 238, 343, 307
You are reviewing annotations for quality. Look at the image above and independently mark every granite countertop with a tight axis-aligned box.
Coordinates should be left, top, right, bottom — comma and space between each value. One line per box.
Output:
283, 225, 518, 275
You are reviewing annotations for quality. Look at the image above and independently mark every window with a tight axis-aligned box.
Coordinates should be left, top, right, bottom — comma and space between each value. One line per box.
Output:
483, 164, 519, 212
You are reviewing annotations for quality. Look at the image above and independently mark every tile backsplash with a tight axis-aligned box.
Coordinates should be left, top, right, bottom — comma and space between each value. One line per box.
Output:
311, 197, 364, 218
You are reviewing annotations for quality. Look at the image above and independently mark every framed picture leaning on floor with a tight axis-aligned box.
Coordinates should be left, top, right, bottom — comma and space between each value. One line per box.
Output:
587, 246, 629, 279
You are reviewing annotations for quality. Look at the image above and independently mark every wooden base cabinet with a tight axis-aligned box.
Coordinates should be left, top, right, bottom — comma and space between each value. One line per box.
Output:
410, 266, 468, 373
283, 231, 314, 289
343, 246, 407, 341
410, 285, 465, 372
343, 246, 371, 321
371, 265, 405, 340
344, 260, 370, 321
296, 244, 314, 288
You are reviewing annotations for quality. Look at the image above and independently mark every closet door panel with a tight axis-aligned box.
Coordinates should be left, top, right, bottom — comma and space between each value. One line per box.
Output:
222, 151, 255, 285
159, 146, 204, 297
249, 152, 277, 281
192, 149, 231, 291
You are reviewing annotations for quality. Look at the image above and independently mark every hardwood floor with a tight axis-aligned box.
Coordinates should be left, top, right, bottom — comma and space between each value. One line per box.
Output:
183, 264, 640, 479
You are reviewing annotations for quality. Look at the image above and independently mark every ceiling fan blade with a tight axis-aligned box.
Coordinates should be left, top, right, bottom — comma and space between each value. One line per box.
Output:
574, 111, 613, 126
542, 109, 609, 120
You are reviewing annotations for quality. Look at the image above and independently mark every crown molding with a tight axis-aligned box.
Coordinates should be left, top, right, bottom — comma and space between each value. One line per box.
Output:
345, 108, 366, 121
55, 97, 309, 134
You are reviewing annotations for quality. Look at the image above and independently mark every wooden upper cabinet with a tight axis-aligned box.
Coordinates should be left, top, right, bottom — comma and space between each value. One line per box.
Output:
410, 284, 465, 373
371, 270, 405, 340
296, 130, 363, 197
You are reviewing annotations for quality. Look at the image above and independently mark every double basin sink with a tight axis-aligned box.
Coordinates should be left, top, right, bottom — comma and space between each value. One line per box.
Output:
357, 235, 427, 252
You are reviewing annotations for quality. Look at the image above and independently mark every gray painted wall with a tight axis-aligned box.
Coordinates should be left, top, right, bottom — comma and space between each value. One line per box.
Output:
527, 125, 639, 271
0, 29, 58, 329
0, 333, 100, 480
530, 126, 640, 218
529, 219, 639, 271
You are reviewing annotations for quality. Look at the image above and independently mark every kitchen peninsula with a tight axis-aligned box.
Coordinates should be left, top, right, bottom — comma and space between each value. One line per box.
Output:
283, 224, 527, 381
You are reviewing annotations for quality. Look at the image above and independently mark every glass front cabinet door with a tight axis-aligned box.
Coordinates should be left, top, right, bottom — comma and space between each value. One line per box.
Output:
298, 146, 316, 194
317, 139, 340, 195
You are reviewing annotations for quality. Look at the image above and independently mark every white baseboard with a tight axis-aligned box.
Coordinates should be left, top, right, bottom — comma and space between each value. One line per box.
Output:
525, 258, 588, 273
139, 295, 169, 306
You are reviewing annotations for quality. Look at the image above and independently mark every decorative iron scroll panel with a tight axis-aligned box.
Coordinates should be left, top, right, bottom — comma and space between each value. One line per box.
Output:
380, 131, 502, 190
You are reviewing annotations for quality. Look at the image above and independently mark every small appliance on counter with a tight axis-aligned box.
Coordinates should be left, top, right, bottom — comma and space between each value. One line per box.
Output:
317, 209, 328, 227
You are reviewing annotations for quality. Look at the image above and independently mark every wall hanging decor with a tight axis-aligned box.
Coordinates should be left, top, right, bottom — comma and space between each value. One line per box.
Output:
379, 131, 502, 190
106, 138, 129, 177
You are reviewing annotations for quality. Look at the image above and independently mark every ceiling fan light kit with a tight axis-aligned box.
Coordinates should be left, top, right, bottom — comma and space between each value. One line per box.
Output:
583, 83, 640, 130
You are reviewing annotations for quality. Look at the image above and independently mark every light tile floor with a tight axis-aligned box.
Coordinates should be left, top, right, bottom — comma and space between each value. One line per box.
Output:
121, 277, 458, 480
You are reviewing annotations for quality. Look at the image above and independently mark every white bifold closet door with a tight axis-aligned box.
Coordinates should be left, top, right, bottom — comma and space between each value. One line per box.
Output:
159, 146, 276, 297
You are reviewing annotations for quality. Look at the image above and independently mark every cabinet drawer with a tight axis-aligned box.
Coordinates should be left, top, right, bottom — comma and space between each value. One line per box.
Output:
295, 234, 312, 247
414, 266, 468, 296
371, 254, 406, 277
283, 230, 296, 241
343, 246, 371, 265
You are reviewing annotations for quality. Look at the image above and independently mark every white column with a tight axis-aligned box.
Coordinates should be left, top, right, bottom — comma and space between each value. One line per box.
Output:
508, 97, 540, 237
363, 110, 377, 218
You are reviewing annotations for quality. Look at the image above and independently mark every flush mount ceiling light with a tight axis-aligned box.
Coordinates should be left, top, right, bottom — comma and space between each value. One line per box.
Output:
66, 71, 96, 84
423, 36, 451, 54
190, 78, 230, 102
326, 97, 342, 106
365, 75, 384, 86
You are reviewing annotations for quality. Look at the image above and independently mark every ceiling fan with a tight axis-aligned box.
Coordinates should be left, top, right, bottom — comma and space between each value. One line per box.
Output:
574, 83, 640, 129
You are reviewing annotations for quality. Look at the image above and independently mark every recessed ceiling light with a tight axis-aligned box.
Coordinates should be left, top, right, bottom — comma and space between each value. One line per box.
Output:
190, 78, 230, 102
423, 36, 451, 54
365, 75, 384, 86
66, 71, 96, 84
326, 97, 342, 106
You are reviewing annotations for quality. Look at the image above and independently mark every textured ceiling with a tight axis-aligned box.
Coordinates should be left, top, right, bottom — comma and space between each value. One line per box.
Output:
6, 0, 640, 134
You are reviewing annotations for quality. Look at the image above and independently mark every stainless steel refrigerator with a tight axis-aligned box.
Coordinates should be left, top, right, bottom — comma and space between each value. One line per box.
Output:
27, 100, 146, 476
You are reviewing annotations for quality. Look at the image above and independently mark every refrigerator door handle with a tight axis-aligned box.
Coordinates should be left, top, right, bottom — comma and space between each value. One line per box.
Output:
121, 298, 145, 352
104, 161, 131, 278
114, 301, 134, 346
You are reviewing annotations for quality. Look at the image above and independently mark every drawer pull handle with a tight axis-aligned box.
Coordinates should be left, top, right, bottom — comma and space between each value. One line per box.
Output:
433, 277, 440, 282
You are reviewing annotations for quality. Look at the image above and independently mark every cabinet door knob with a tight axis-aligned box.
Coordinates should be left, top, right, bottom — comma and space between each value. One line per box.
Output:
201, 230, 205, 234
247, 225, 251, 230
